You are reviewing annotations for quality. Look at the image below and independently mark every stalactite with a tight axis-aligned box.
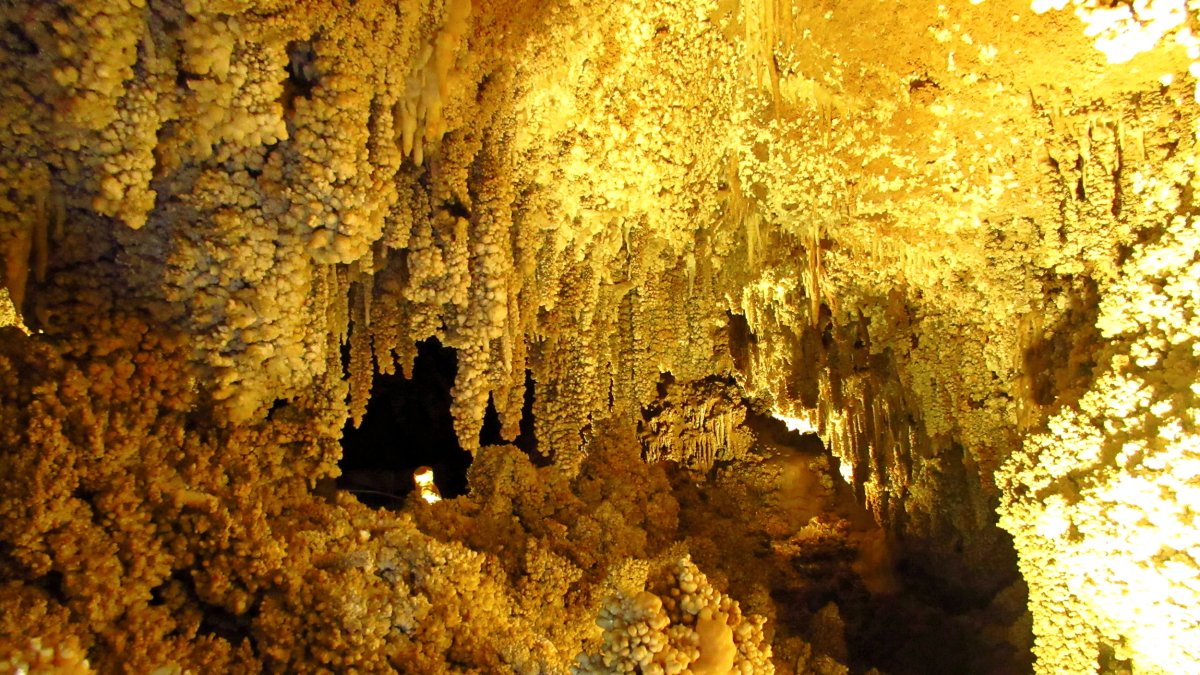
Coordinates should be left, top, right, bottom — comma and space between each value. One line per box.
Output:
1, 0, 1197, 672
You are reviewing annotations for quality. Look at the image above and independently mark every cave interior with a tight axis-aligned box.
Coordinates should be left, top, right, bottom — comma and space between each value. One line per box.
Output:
1, 0, 1198, 673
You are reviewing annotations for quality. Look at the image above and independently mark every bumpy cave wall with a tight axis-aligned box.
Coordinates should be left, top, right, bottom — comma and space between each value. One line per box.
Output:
1, 0, 1198, 672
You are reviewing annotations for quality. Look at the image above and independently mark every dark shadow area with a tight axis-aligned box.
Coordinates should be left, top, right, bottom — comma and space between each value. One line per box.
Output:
337, 338, 472, 507
479, 369, 541, 462
842, 578, 1033, 675
149, 571, 259, 657
726, 311, 756, 374
1023, 277, 1100, 410
661, 381, 1029, 675
637, 370, 679, 424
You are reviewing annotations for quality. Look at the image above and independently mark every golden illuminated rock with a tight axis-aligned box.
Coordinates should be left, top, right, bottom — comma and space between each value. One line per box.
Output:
0, 0, 1197, 672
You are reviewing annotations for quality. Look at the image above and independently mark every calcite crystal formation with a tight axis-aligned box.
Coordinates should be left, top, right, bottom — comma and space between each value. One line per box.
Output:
574, 556, 774, 675
1, 0, 1198, 672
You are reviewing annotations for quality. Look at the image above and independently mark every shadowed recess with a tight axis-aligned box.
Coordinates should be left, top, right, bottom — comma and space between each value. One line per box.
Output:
338, 337, 472, 506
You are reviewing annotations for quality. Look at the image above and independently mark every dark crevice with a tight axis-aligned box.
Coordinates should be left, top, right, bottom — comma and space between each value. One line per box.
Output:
907, 75, 939, 93
3, 22, 39, 56
36, 570, 68, 605
259, 141, 280, 170
149, 571, 259, 653
479, 369, 540, 463
1111, 152, 1123, 217
1099, 643, 1134, 673
199, 598, 257, 647
726, 311, 756, 374
266, 398, 288, 420
286, 40, 319, 95
1023, 278, 1100, 409
281, 39, 318, 124
654, 371, 676, 400
475, 73, 492, 103
443, 200, 472, 221
1074, 156, 1087, 201
338, 338, 472, 507
175, 68, 201, 89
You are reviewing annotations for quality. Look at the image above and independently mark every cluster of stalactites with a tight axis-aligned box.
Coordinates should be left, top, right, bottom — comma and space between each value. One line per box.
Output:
2, 0, 755, 473
640, 378, 756, 475
0, 0, 482, 424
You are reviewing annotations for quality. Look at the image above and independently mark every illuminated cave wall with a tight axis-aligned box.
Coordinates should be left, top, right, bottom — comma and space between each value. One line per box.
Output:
1, 0, 1198, 673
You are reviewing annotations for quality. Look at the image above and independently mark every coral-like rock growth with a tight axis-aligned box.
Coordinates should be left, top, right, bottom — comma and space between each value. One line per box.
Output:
998, 214, 1200, 674
0, 0, 1198, 672
575, 556, 774, 675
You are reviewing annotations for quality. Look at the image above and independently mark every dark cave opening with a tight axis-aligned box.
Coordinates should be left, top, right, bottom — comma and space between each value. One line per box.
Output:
479, 368, 540, 461
732, 397, 1030, 675
337, 337, 472, 507
726, 310, 757, 374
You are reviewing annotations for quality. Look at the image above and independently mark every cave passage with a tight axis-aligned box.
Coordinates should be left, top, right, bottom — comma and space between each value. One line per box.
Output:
338, 337, 473, 506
